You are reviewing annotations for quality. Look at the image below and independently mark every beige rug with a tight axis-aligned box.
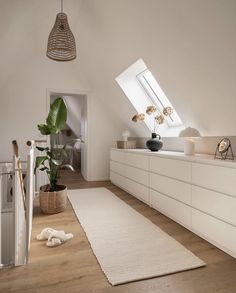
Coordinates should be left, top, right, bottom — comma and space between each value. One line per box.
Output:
68, 188, 205, 285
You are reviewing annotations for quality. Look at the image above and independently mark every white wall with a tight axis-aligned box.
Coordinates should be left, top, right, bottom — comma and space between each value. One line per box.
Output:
79, 95, 88, 179
87, 94, 121, 180
0, 60, 114, 180
1, 0, 236, 181
77, 0, 236, 137
63, 95, 82, 138
0, 0, 117, 180
0, 59, 87, 161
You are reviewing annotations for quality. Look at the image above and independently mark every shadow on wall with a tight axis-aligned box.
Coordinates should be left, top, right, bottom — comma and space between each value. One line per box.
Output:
132, 136, 236, 156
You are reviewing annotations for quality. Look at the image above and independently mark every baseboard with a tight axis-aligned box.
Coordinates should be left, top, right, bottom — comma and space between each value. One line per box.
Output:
86, 176, 110, 182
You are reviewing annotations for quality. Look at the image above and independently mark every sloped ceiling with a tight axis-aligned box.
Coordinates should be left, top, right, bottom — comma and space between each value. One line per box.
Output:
1, 0, 236, 143
77, 0, 236, 136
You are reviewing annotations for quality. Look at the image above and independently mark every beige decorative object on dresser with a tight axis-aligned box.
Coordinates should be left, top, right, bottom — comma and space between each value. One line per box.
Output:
117, 140, 136, 149
117, 130, 136, 149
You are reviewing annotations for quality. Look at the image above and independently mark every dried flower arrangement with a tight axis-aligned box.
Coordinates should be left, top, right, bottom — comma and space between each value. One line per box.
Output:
132, 105, 173, 133
131, 105, 173, 151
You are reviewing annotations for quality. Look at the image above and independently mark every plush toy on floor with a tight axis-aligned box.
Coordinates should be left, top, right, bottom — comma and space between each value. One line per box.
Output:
36, 227, 57, 240
36, 227, 74, 247
46, 230, 74, 247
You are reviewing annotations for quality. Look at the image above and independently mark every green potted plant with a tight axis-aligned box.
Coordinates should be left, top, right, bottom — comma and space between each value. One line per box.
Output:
35, 97, 73, 214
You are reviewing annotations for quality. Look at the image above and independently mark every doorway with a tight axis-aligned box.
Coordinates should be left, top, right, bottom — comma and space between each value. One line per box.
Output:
47, 90, 90, 180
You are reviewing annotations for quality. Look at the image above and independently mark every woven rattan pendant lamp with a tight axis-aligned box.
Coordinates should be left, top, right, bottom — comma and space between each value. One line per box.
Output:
47, 0, 76, 61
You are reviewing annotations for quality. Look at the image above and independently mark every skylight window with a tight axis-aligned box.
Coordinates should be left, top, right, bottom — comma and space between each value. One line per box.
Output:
116, 59, 184, 136
136, 69, 182, 127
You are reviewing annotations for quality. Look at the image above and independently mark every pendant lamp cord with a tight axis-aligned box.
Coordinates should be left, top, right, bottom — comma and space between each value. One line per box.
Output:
61, 0, 63, 13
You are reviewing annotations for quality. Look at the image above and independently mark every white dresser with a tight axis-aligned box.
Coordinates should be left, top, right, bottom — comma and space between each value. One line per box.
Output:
110, 148, 236, 258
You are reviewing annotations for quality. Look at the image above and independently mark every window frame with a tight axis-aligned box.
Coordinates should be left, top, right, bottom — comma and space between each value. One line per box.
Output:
136, 69, 183, 127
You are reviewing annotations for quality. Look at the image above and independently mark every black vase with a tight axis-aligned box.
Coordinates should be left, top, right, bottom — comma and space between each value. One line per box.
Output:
146, 133, 163, 152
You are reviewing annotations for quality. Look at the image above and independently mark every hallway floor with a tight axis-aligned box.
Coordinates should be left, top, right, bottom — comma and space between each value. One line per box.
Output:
0, 171, 236, 293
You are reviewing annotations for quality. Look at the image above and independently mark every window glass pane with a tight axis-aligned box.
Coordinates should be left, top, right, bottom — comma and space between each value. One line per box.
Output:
137, 70, 182, 127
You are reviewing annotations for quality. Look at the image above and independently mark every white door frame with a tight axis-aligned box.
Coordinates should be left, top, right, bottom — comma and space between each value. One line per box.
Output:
46, 88, 91, 180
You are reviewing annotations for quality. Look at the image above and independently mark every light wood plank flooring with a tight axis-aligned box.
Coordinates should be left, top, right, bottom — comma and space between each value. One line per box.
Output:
0, 170, 236, 293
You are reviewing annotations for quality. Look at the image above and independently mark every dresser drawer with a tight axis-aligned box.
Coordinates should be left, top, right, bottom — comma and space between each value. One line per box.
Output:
150, 190, 191, 227
110, 171, 149, 203
110, 161, 149, 186
149, 156, 191, 182
110, 150, 149, 170
192, 209, 236, 258
192, 163, 236, 197
192, 185, 236, 226
150, 173, 191, 204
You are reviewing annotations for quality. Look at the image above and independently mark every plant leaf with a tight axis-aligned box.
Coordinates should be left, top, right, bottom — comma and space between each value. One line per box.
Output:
35, 156, 48, 168
51, 159, 63, 166
36, 146, 49, 152
46, 97, 67, 132
60, 164, 75, 172
37, 124, 51, 135
59, 148, 68, 158
46, 150, 53, 158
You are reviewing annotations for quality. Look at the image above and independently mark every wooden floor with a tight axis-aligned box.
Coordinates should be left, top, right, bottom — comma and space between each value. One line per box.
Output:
1, 171, 236, 293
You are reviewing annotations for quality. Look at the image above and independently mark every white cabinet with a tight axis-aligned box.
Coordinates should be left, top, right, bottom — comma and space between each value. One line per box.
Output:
110, 150, 149, 171
150, 190, 191, 227
110, 148, 236, 258
110, 171, 149, 203
150, 156, 191, 182
192, 163, 236, 197
192, 185, 236, 226
192, 209, 236, 258
110, 161, 149, 187
150, 173, 191, 205
110, 150, 149, 204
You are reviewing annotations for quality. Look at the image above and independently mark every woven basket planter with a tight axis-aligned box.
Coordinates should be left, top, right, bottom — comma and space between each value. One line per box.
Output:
39, 185, 67, 214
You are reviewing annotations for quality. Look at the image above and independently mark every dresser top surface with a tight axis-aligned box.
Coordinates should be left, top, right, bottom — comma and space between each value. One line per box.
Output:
111, 148, 236, 168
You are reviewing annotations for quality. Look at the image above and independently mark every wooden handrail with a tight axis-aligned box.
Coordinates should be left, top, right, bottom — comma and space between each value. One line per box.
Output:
26, 140, 47, 146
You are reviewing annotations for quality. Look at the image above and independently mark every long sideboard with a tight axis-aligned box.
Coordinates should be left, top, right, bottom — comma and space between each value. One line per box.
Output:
110, 148, 236, 258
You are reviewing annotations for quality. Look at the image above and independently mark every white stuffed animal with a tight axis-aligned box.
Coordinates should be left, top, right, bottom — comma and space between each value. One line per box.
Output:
36, 227, 74, 247
47, 238, 62, 247
36, 227, 56, 240
46, 230, 74, 247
